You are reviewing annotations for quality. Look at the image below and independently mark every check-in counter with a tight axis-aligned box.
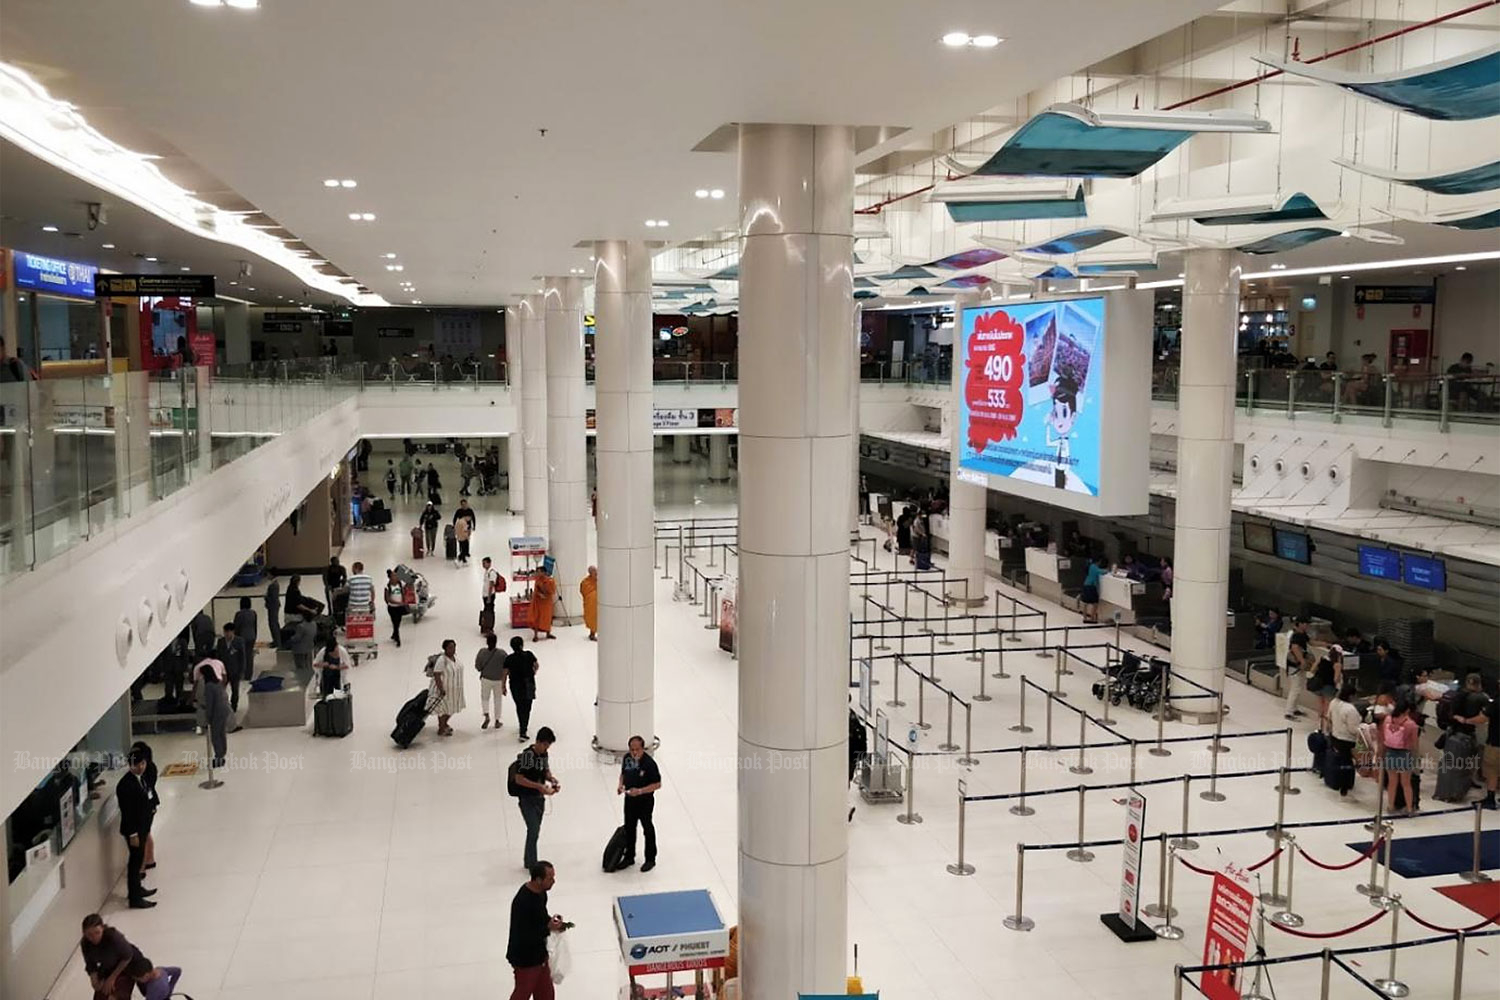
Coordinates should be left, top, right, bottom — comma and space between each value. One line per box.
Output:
1024, 548, 1085, 603
1099, 573, 1144, 624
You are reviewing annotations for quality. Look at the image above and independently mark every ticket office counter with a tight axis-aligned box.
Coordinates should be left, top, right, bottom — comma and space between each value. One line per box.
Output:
1023, 547, 1086, 604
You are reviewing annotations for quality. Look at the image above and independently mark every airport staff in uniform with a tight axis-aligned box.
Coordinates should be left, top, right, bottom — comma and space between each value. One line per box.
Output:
116, 751, 157, 909
617, 735, 662, 872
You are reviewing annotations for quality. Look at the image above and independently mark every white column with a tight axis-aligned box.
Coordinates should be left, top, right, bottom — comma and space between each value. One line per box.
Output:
504, 306, 525, 516
593, 240, 656, 750
222, 303, 250, 366
850, 304, 863, 533
544, 275, 588, 620
944, 291, 987, 608
1171, 249, 1242, 695
737, 122, 853, 997
707, 434, 730, 481
672, 434, 691, 463
518, 295, 548, 539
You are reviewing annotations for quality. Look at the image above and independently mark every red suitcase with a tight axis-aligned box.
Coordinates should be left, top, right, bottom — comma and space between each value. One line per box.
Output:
410, 526, 425, 559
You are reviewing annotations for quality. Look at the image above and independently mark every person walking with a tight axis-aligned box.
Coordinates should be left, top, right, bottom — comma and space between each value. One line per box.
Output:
116, 751, 157, 909
476, 632, 507, 730
420, 501, 442, 556
529, 570, 556, 642
317, 634, 353, 698
453, 498, 477, 535
426, 462, 442, 505
1327, 679, 1362, 797
399, 453, 415, 498
322, 557, 347, 614
481, 556, 505, 630
264, 574, 282, 649
1283, 617, 1311, 719
385, 569, 408, 647
509, 728, 559, 870
506, 862, 564, 1000
617, 735, 661, 872
81, 914, 182, 1000
504, 636, 540, 741
460, 456, 476, 497
581, 566, 598, 641
233, 597, 258, 658
214, 622, 249, 714
454, 514, 472, 565
385, 460, 398, 500
426, 638, 465, 736
197, 664, 232, 769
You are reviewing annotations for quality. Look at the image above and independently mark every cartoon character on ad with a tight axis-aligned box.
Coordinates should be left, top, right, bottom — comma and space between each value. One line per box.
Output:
1045, 373, 1081, 490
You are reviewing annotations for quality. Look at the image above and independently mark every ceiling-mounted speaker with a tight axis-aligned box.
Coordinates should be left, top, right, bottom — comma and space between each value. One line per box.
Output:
1300, 462, 1314, 481
1328, 465, 1343, 483
1273, 458, 1287, 477
1248, 455, 1262, 474
136, 598, 155, 642
115, 616, 134, 664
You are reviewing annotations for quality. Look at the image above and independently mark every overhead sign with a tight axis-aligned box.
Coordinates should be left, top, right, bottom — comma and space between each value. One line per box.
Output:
262, 322, 302, 334
377, 326, 415, 338
1354, 285, 1435, 305
652, 408, 699, 430
264, 312, 318, 322
1199, 865, 1254, 1000
95, 274, 217, 298
1357, 545, 1400, 581
1401, 553, 1446, 592
1118, 790, 1146, 929
14, 252, 97, 299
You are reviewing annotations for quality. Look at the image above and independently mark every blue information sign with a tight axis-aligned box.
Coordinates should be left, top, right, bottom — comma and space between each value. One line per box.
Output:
1357, 545, 1401, 581
1272, 528, 1311, 564
1400, 553, 1446, 592
13, 252, 97, 299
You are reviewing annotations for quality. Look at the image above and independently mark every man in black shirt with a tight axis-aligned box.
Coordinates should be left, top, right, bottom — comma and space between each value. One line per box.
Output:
507, 861, 563, 998
323, 557, 347, 613
215, 622, 248, 714
504, 636, 540, 740
116, 751, 157, 908
1482, 697, 1499, 811
510, 727, 559, 870
1451, 673, 1489, 740
1372, 638, 1404, 690
618, 736, 662, 872
1283, 618, 1311, 719
81, 913, 181, 999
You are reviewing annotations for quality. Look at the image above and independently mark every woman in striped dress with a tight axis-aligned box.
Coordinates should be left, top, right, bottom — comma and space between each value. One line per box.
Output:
426, 638, 466, 736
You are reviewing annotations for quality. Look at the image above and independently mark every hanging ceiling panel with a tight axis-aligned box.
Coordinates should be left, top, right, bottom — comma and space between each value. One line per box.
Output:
1336, 157, 1500, 196
1191, 192, 1328, 226
939, 274, 994, 288
1254, 44, 1500, 121
1237, 227, 1343, 254
1022, 227, 1129, 255
920, 247, 1006, 270
875, 265, 934, 281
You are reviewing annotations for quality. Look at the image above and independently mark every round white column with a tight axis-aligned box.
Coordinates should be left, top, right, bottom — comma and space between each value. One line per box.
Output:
518, 295, 548, 539
1171, 248, 1242, 695
736, 122, 853, 997
944, 291, 988, 608
503, 306, 525, 516
707, 434, 730, 481
672, 434, 692, 463
592, 240, 656, 750
544, 276, 588, 620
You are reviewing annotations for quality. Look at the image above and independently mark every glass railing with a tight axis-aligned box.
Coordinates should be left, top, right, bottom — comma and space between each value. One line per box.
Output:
0, 364, 358, 583
1152, 367, 1498, 428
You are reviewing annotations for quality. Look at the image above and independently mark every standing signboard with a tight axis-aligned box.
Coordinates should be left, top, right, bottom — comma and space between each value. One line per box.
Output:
1100, 788, 1155, 941
1200, 864, 1255, 1000
858, 659, 873, 717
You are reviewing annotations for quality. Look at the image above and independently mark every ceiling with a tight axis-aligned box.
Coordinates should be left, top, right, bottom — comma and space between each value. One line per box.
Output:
0, 0, 1230, 306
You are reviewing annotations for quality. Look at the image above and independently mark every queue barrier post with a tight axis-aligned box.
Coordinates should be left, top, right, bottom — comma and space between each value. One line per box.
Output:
903, 582, 911, 621
915, 670, 931, 732
1373, 829, 1397, 910
1035, 612, 1050, 658
1269, 834, 1304, 928
993, 643, 1010, 680
1069, 712, 1092, 775
1372, 897, 1410, 998
1101, 665, 1114, 726
1210, 693, 1229, 754
1364, 761, 1388, 835
1259, 823, 1288, 908
939, 693, 960, 752
946, 780, 976, 876
1129, 739, 1139, 786
1278, 727, 1301, 796
958, 703, 979, 767
966, 616, 981, 661
920, 589, 933, 634
928, 633, 942, 683
199, 729, 224, 790
1065, 786, 1094, 863
1009, 748, 1034, 816
1008, 600, 1020, 642
1460, 802, 1493, 884
1052, 646, 1064, 695
1154, 843, 1185, 940
1199, 737, 1226, 802
974, 652, 992, 702
1172, 966, 1184, 1000
1149, 668, 1172, 757
1319, 949, 1333, 1000
1059, 628, 1073, 673
1002, 844, 1035, 931
1009, 675, 1033, 734
1170, 775, 1200, 851
1144, 834, 1176, 919
1451, 930, 1466, 1000
1042, 691, 1056, 750
896, 746, 923, 826
886, 655, 905, 709
938, 606, 955, 647
1357, 821, 1391, 899
1266, 769, 1289, 841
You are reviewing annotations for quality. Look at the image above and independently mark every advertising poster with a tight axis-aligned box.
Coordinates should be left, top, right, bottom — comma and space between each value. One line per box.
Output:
959, 297, 1106, 496
858, 659, 873, 716
717, 579, 736, 653
1118, 790, 1146, 929
1200, 864, 1254, 1000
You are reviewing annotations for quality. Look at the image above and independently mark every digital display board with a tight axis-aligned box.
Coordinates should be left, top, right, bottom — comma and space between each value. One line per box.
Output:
1400, 553, 1446, 591
1272, 528, 1311, 564
14, 252, 97, 299
1242, 522, 1276, 555
1357, 545, 1401, 581
958, 292, 1150, 516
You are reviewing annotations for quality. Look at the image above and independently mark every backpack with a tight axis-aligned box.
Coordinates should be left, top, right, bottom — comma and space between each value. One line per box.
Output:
506, 753, 529, 797
1435, 689, 1460, 730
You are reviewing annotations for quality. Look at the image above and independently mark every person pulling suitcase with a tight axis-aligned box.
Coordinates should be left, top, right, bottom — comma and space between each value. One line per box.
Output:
615, 736, 661, 872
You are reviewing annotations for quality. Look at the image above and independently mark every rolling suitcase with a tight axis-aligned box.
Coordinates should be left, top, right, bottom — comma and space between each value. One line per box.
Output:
314, 693, 354, 737
391, 689, 430, 749
411, 526, 425, 559
602, 824, 632, 872
444, 524, 458, 561
479, 606, 496, 634
1435, 731, 1477, 802
1307, 730, 1328, 777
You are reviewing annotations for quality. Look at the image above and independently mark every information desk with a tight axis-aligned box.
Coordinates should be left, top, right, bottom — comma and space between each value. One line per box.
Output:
615, 889, 730, 992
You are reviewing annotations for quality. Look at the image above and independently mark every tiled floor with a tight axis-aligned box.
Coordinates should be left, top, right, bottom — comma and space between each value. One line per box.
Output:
46, 448, 1497, 998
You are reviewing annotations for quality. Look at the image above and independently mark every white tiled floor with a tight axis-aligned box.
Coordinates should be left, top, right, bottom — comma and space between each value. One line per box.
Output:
46, 448, 1497, 999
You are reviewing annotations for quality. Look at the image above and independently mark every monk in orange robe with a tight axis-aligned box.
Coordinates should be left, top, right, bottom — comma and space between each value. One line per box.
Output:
581, 566, 598, 641
530, 571, 557, 641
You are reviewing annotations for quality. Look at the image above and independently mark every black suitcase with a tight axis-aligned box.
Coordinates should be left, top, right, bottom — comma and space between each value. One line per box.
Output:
1435, 732, 1477, 802
479, 607, 496, 634
444, 524, 458, 560
391, 690, 430, 749
314, 694, 354, 738
1393, 772, 1422, 811
602, 824, 632, 872
1307, 730, 1328, 776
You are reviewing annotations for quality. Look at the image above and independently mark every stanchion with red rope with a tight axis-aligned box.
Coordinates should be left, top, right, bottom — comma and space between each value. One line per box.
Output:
1267, 906, 1390, 940
1296, 832, 1387, 872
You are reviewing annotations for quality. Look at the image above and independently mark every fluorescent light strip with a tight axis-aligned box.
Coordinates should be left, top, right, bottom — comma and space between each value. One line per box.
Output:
0, 61, 387, 307
1242, 250, 1500, 280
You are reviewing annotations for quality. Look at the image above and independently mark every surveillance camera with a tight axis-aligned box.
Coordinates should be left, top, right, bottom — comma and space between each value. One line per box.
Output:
86, 202, 107, 230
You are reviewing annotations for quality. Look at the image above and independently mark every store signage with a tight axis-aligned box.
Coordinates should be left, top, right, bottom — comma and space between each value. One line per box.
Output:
1401, 553, 1446, 592
52, 404, 116, 429
1353, 285, 1434, 305
262, 323, 302, 334
624, 931, 729, 976
652, 408, 699, 429
95, 273, 216, 297
1199, 865, 1254, 1000
1118, 790, 1146, 929
377, 326, 414, 338
957, 468, 987, 487
264, 312, 318, 322
1357, 545, 1400, 581
508, 536, 547, 556
15, 252, 97, 299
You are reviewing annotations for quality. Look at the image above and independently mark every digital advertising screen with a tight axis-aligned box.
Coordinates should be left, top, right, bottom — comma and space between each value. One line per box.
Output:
1242, 522, 1276, 555
958, 292, 1151, 516
1272, 528, 1311, 565
1400, 553, 1446, 592
1357, 545, 1401, 581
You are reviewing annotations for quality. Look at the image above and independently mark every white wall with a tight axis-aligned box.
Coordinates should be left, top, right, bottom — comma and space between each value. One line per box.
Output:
1435, 270, 1500, 369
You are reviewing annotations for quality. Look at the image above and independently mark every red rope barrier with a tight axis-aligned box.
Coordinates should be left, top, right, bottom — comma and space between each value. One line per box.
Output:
1403, 908, 1500, 935
1178, 855, 1221, 877
1246, 846, 1283, 873
1269, 907, 1388, 939
1297, 834, 1386, 871
1177, 845, 1282, 877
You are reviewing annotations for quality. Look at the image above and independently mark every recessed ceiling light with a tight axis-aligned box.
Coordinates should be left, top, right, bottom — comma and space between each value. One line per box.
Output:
348, 213, 361, 221
190, 0, 220, 6
942, 31, 971, 47
656, 219, 669, 227
180, 266, 191, 271
383, 253, 398, 259
145, 256, 158, 262
361, 213, 376, 221
1339, 275, 1350, 280
970, 34, 1001, 48
644, 220, 657, 227
695, 189, 709, 199
340, 179, 357, 188
229, 281, 238, 286
42, 225, 58, 232
324, 179, 340, 188
101, 243, 116, 249
224, 0, 259, 8
1455, 265, 1467, 271
411, 299, 422, 304
709, 189, 725, 199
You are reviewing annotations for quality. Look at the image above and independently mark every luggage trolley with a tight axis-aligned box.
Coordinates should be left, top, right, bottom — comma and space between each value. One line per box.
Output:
341, 610, 379, 665
614, 889, 730, 998
857, 710, 905, 806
